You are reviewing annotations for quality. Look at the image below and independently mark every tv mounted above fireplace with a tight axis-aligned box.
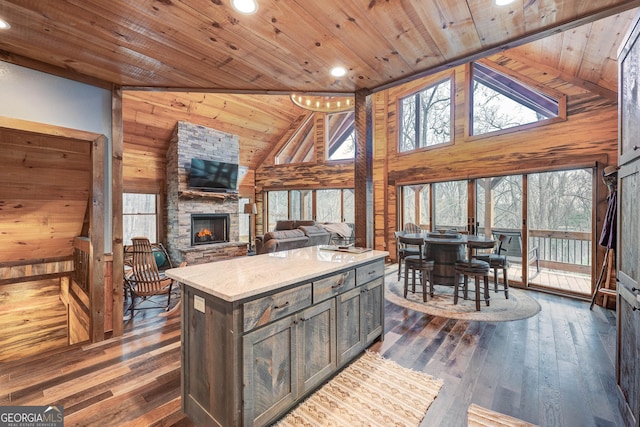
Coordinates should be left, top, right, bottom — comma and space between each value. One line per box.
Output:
188, 158, 239, 193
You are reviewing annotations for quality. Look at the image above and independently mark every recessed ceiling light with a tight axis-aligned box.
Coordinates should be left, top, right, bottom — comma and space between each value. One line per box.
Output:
231, 0, 258, 14
330, 67, 347, 78
0, 18, 10, 30
495, 0, 515, 5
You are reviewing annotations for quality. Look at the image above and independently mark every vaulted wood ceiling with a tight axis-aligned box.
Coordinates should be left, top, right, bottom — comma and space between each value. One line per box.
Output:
1, 1, 638, 169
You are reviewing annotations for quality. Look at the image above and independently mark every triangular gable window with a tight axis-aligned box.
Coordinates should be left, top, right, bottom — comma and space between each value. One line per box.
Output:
471, 62, 562, 136
275, 114, 315, 165
327, 111, 355, 160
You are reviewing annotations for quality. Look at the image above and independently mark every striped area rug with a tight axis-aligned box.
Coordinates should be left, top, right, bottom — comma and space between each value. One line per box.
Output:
275, 351, 443, 427
467, 403, 539, 426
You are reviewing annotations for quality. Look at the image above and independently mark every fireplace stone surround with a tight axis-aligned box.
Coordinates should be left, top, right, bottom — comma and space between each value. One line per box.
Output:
166, 122, 248, 265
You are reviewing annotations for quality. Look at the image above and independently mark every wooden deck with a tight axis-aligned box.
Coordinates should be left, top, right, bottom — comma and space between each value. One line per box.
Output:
502, 264, 592, 296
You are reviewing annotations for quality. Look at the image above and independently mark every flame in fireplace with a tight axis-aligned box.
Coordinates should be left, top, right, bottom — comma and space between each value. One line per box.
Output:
197, 228, 213, 238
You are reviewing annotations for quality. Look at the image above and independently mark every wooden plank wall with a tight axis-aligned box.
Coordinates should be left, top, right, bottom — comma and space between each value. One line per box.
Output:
255, 60, 618, 280
0, 278, 68, 363
0, 127, 92, 261
378, 62, 617, 276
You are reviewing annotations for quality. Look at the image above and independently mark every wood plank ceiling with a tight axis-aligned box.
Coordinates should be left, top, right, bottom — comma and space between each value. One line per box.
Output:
0, 1, 638, 170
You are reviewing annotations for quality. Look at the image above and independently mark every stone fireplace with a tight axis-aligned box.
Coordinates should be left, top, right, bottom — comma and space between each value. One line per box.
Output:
191, 214, 229, 246
166, 122, 248, 265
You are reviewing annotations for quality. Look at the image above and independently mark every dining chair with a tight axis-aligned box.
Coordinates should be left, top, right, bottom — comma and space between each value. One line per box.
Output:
474, 234, 510, 299
403, 222, 422, 234
395, 230, 420, 280
453, 259, 491, 311
399, 235, 434, 302
127, 236, 178, 318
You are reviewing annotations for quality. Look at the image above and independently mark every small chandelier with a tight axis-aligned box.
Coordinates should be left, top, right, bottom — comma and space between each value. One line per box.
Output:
290, 94, 355, 113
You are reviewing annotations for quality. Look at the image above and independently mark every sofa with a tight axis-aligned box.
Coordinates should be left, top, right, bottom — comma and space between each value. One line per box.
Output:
255, 220, 331, 254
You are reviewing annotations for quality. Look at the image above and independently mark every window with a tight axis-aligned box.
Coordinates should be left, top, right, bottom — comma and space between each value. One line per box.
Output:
316, 189, 343, 223
123, 193, 157, 245
289, 190, 312, 220
275, 114, 315, 164
239, 197, 251, 243
433, 180, 467, 230
265, 188, 354, 229
399, 78, 452, 152
327, 111, 355, 160
342, 189, 355, 223
471, 62, 560, 136
267, 191, 289, 230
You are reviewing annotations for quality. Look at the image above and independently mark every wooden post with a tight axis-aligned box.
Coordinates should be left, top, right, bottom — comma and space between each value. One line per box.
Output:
354, 89, 373, 248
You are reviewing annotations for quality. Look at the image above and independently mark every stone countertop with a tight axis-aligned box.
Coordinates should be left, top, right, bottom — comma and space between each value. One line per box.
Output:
165, 245, 388, 302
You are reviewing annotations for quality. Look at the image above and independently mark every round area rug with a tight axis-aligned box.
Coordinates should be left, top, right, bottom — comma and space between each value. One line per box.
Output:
385, 276, 541, 322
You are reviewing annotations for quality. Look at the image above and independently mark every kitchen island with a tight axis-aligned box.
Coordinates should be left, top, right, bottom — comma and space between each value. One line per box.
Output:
166, 245, 388, 427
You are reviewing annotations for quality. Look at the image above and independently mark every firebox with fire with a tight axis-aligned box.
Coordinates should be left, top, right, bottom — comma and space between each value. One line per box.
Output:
195, 228, 213, 243
191, 213, 229, 246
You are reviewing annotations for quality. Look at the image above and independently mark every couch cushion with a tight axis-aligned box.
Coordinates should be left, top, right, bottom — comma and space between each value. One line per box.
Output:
264, 229, 306, 242
298, 225, 331, 246
295, 220, 316, 228
274, 220, 296, 231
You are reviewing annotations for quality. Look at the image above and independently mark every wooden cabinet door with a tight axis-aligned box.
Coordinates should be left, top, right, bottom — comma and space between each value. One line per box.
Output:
297, 299, 337, 394
620, 18, 640, 166
336, 286, 364, 366
618, 161, 640, 427
362, 277, 384, 345
243, 315, 298, 427
618, 284, 640, 426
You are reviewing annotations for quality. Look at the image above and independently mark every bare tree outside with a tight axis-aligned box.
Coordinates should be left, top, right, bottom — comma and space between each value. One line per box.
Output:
123, 193, 157, 244
316, 189, 342, 222
476, 176, 523, 232
399, 79, 451, 152
528, 170, 592, 232
433, 180, 467, 229
267, 191, 288, 230
472, 82, 543, 135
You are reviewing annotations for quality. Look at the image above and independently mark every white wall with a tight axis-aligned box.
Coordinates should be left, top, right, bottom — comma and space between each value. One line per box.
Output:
0, 61, 113, 251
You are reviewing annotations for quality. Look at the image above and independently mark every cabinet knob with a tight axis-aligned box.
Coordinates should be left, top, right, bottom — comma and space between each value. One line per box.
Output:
632, 287, 638, 293
634, 145, 640, 151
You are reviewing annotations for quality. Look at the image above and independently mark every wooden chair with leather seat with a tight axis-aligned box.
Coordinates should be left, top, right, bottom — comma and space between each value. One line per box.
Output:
395, 230, 420, 280
127, 236, 179, 318
403, 222, 422, 234
453, 258, 491, 311
474, 234, 511, 299
399, 235, 435, 302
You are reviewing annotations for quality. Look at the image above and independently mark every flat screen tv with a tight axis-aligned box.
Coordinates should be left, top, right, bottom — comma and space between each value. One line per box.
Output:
188, 158, 239, 192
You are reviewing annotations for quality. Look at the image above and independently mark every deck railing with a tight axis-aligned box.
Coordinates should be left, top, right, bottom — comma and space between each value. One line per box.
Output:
528, 229, 591, 274
426, 226, 593, 275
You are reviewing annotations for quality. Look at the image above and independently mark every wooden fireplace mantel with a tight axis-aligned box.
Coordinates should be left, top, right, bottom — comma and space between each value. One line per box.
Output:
178, 190, 239, 201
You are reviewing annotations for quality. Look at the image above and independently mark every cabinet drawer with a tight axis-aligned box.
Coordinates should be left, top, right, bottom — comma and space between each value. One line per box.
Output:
356, 261, 384, 285
313, 270, 356, 302
243, 284, 312, 332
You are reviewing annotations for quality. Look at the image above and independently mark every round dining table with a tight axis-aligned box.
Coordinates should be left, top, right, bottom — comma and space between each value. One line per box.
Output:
405, 232, 496, 286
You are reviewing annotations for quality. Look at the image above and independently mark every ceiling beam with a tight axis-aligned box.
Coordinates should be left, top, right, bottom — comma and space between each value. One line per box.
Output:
497, 51, 618, 102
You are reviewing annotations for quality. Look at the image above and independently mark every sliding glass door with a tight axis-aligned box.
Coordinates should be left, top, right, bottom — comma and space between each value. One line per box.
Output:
476, 175, 523, 281
433, 180, 467, 231
528, 169, 592, 295
399, 167, 594, 295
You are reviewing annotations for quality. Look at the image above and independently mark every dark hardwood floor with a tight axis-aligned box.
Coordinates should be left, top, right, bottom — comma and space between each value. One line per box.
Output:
0, 265, 622, 426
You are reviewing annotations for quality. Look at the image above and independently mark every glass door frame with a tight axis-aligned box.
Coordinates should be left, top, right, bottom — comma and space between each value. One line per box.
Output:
399, 165, 598, 295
